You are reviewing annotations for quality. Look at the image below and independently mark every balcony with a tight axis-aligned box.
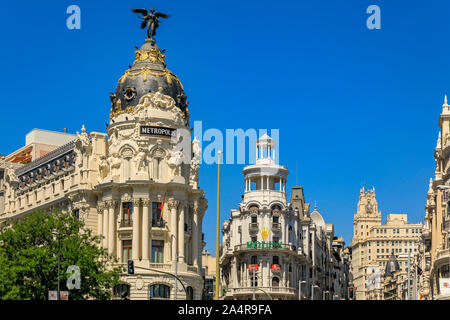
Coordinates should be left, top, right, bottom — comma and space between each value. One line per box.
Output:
120, 219, 132, 228
249, 222, 259, 233
272, 222, 281, 232
231, 286, 296, 296
152, 219, 165, 228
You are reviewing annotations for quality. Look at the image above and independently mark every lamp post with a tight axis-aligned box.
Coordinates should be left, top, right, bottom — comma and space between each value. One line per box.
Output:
52, 231, 61, 301
215, 151, 222, 300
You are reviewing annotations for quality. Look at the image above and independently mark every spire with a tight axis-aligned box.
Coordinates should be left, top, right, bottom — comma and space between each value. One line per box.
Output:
314, 200, 317, 211
428, 178, 433, 195
436, 131, 442, 150
444, 94, 448, 106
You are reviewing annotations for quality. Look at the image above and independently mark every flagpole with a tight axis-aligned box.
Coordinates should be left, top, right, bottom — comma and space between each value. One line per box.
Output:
215, 150, 222, 300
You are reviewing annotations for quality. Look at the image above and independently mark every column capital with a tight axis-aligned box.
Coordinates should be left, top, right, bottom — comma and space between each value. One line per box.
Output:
105, 200, 118, 209
132, 198, 141, 206
167, 198, 180, 210
142, 198, 151, 206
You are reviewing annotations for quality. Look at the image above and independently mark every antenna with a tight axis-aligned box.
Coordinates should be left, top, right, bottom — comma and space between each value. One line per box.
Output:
296, 159, 298, 185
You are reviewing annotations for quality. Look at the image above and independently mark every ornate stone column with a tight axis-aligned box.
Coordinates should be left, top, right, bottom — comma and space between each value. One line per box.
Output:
142, 199, 151, 261
103, 202, 109, 249
132, 199, 141, 261
108, 200, 117, 256
97, 203, 104, 237
168, 199, 179, 262
178, 202, 185, 263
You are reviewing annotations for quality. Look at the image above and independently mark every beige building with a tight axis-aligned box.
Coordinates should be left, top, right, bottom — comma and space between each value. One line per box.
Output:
351, 187, 423, 300
201, 250, 216, 299
418, 95, 450, 300
0, 31, 208, 300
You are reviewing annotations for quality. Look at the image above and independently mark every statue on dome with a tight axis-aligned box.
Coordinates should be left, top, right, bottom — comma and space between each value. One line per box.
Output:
131, 8, 170, 41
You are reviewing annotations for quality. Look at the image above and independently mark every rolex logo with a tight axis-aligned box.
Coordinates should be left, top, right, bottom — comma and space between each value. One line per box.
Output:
260, 227, 270, 241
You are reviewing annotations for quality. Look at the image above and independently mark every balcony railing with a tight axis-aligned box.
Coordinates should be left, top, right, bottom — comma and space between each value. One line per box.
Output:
249, 222, 259, 232
120, 219, 132, 228
152, 219, 165, 228
272, 222, 281, 232
231, 287, 296, 295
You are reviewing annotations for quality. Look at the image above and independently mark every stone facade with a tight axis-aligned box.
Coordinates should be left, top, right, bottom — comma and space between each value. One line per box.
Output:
418, 96, 450, 300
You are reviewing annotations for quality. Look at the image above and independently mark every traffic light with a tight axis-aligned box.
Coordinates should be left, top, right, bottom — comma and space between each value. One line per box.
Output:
127, 260, 134, 275
348, 287, 354, 300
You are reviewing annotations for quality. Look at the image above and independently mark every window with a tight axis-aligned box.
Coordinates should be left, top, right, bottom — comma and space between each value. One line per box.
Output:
152, 240, 164, 263
73, 209, 80, 220
251, 255, 258, 264
152, 202, 162, 227
272, 256, 279, 265
272, 277, 280, 287
186, 286, 194, 300
273, 236, 279, 243
273, 216, 279, 223
251, 236, 257, 242
113, 283, 131, 299
123, 202, 133, 223
251, 276, 258, 287
251, 215, 257, 223
122, 240, 132, 262
149, 284, 170, 299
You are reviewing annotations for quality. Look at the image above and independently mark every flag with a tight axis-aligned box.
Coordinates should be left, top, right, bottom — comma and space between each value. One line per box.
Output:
160, 192, 166, 218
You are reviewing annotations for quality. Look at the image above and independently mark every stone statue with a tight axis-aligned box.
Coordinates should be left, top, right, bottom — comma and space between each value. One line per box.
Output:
168, 149, 183, 177
108, 153, 121, 177
189, 138, 201, 188
98, 155, 109, 182
5, 165, 19, 189
131, 8, 170, 41
135, 149, 147, 173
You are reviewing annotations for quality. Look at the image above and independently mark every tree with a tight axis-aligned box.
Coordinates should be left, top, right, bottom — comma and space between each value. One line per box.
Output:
0, 209, 124, 300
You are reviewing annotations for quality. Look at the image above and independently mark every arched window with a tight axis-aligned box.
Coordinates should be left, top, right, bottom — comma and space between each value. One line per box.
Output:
113, 283, 130, 299
272, 277, 280, 287
149, 284, 171, 299
249, 205, 259, 214
186, 286, 194, 300
271, 204, 281, 214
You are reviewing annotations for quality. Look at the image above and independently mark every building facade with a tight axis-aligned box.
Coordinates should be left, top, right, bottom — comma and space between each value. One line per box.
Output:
351, 187, 423, 300
219, 135, 349, 300
418, 96, 450, 300
0, 31, 207, 300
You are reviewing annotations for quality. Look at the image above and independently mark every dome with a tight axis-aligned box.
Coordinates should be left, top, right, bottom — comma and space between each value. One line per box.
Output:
110, 38, 188, 119
385, 253, 400, 276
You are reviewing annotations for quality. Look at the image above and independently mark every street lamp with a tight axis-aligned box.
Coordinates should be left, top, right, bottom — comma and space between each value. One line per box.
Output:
52, 231, 61, 301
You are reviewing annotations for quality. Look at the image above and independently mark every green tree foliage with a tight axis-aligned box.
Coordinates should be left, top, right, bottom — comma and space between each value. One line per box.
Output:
0, 210, 124, 300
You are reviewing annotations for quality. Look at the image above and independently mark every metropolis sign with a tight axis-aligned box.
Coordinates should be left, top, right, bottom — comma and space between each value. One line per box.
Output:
140, 126, 176, 138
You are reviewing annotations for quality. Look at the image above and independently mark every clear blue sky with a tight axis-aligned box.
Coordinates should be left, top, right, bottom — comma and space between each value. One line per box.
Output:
1, 1, 449, 255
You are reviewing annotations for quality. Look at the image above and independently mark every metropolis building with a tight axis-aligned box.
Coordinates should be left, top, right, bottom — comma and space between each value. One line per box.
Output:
0, 25, 207, 299
219, 135, 350, 300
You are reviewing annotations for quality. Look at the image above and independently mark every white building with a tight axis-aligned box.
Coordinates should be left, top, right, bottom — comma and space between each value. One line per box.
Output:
219, 135, 349, 300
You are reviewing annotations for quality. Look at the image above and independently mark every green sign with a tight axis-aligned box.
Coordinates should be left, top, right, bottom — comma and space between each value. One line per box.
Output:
246, 241, 283, 249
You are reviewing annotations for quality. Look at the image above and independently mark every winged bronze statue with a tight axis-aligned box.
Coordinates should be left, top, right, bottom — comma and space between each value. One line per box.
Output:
131, 8, 170, 41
